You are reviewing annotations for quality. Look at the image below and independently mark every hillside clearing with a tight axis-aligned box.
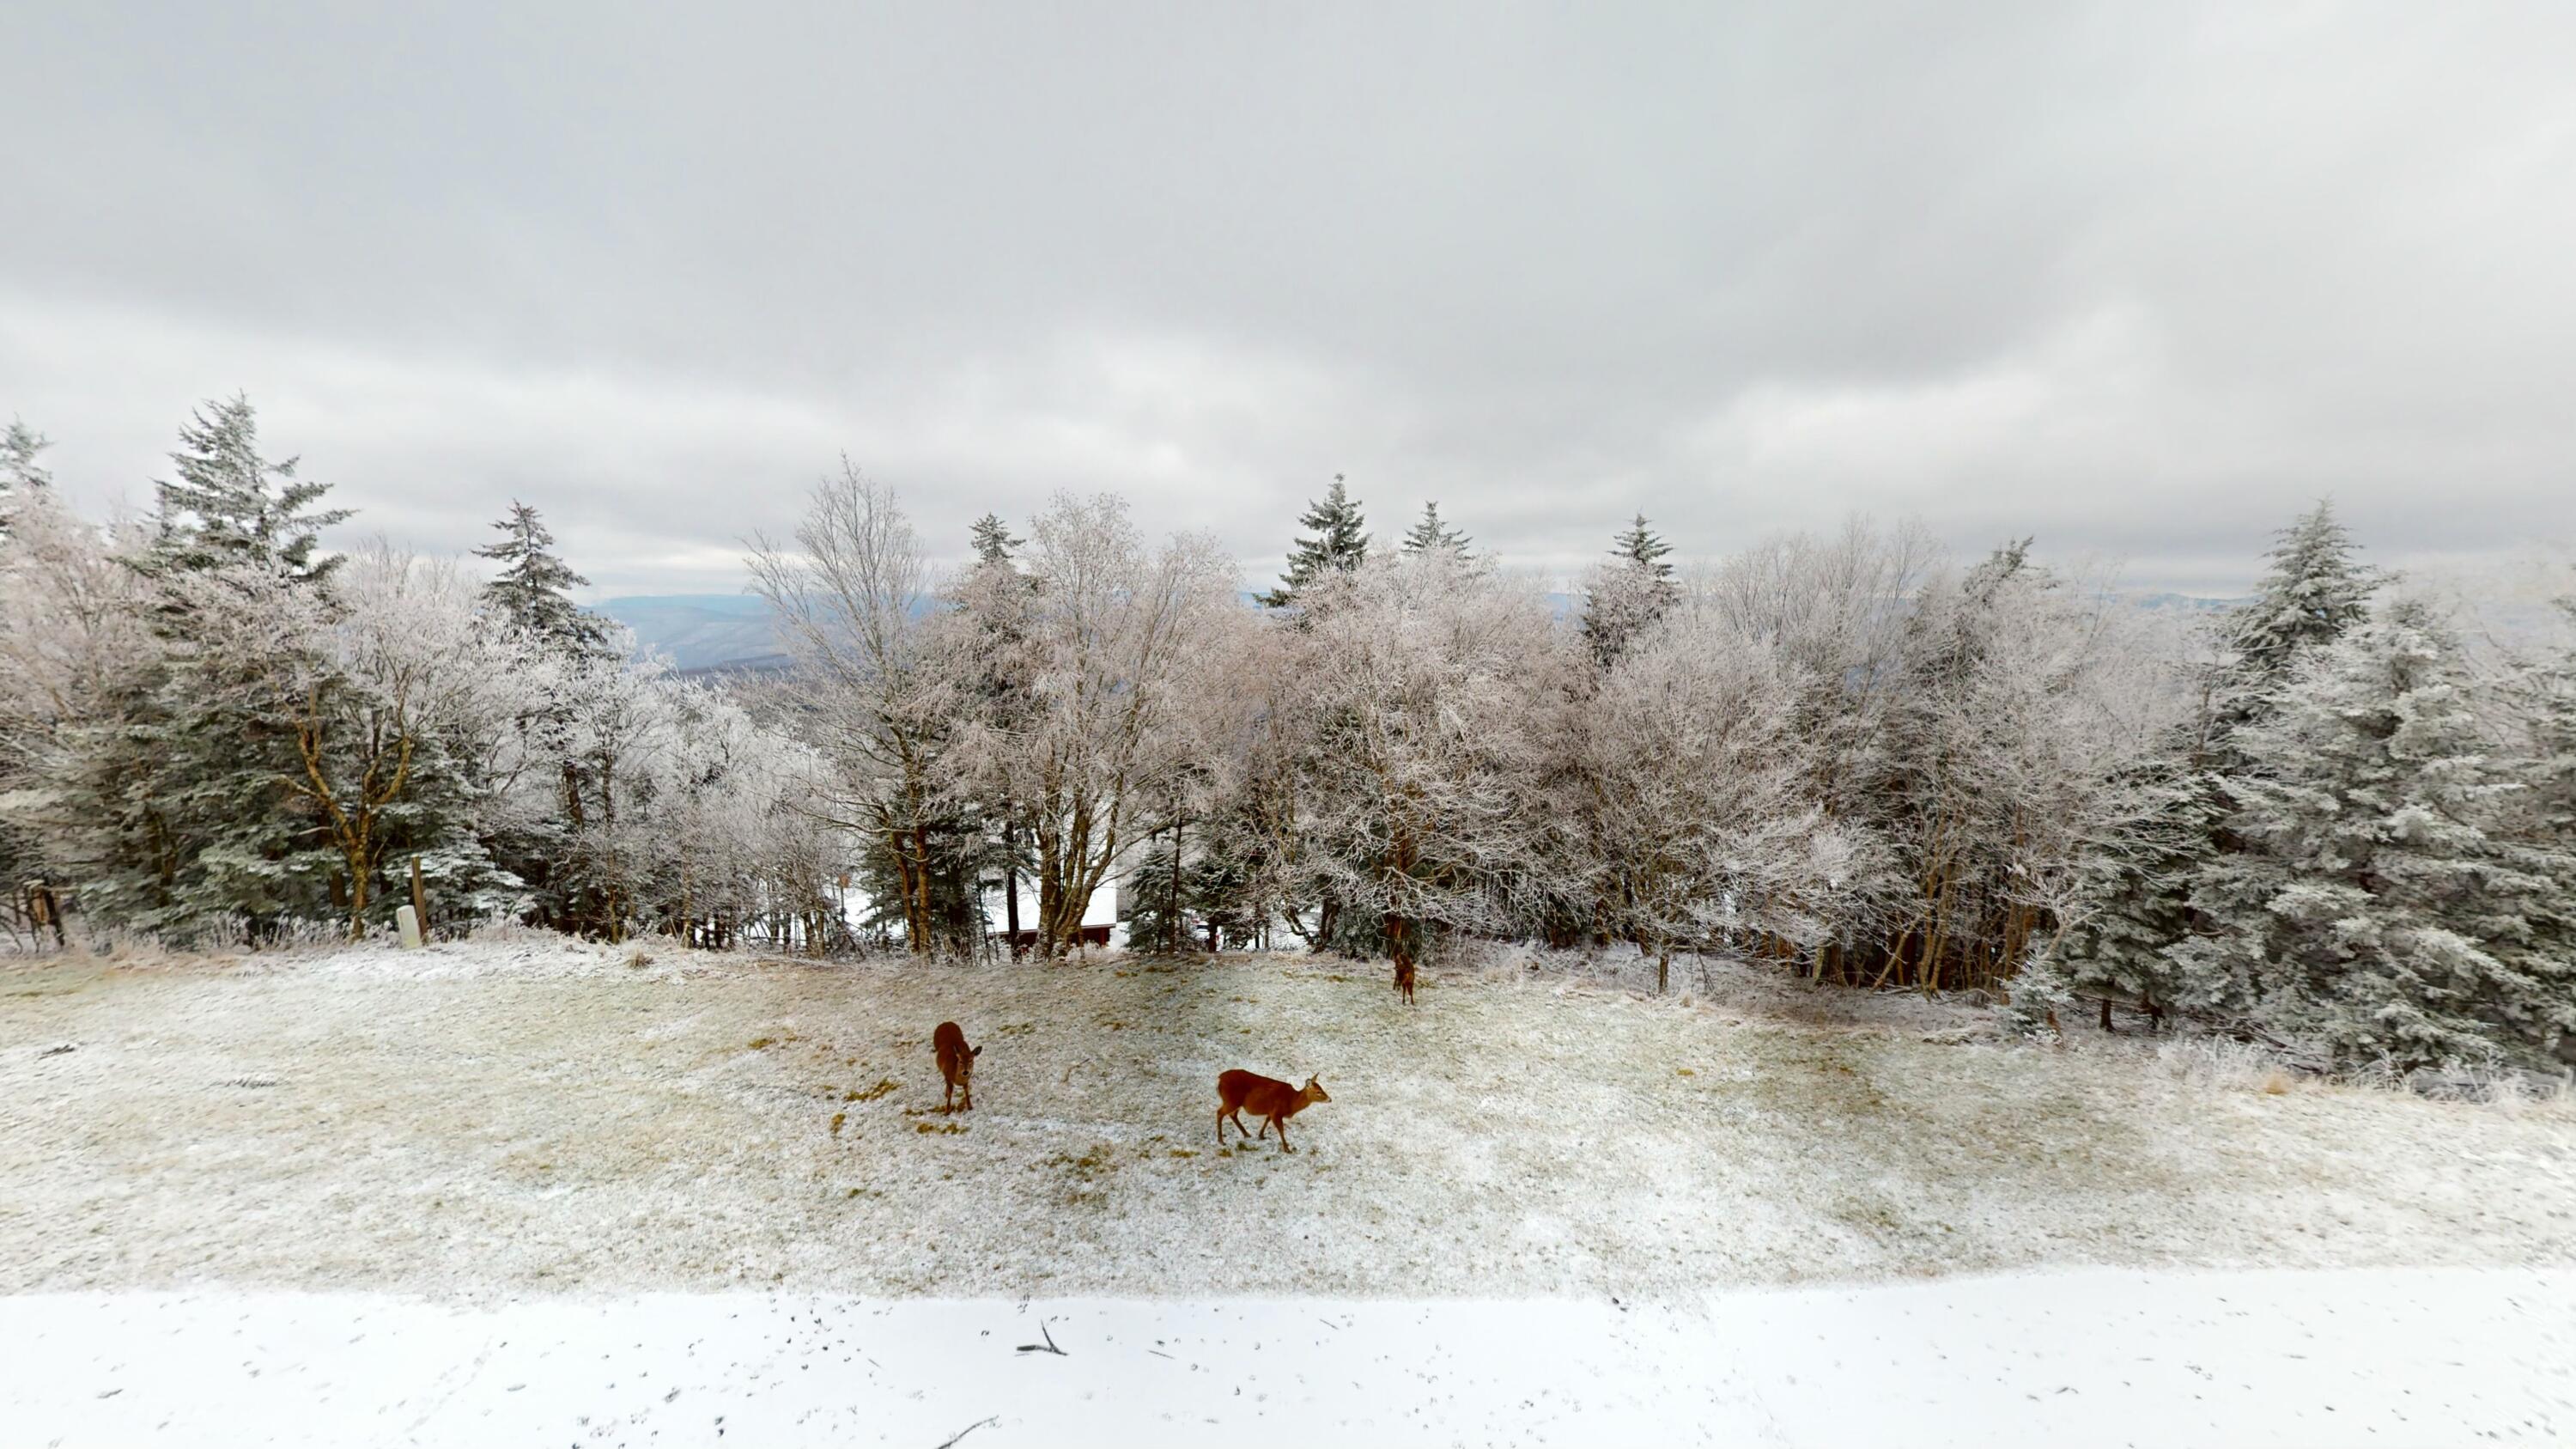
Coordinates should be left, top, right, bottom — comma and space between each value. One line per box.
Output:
4, 941, 2569, 1299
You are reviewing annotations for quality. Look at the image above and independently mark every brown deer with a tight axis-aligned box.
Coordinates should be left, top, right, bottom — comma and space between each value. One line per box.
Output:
932, 1020, 980, 1112
1387, 911, 1417, 1005
1216, 1069, 1329, 1152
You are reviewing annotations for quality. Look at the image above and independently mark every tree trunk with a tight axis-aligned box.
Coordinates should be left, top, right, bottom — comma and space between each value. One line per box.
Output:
1003, 821, 1022, 955
409, 855, 428, 944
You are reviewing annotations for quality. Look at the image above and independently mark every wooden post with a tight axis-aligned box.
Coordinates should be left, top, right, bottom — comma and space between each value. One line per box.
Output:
409, 857, 430, 943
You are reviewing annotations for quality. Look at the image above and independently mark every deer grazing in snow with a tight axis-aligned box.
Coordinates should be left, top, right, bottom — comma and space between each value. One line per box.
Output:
1216, 1068, 1329, 1152
933, 1020, 980, 1112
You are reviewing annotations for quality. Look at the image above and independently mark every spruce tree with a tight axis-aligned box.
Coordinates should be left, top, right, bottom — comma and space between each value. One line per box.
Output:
2218, 500, 2385, 717
1613, 513, 1675, 581
969, 512, 1024, 565
1255, 475, 1368, 609
2517, 600, 2576, 847
1580, 513, 1682, 668
1, 417, 52, 541
144, 394, 350, 583
2044, 748, 2222, 1028
2059, 502, 2387, 1031
2203, 601, 2574, 1070
470, 502, 613, 927
476, 502, 607, 652
950, 515, 1039, 952
113, 396, 353, 939
1399, 501, 1471, 557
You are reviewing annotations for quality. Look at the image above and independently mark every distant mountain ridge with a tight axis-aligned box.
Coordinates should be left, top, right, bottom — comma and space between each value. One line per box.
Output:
592, 595, 786, 673
597, 589, 2252, 675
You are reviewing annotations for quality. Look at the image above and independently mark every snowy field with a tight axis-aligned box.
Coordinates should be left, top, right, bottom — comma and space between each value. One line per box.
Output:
5, 940, 2574, 1443
7, 1268, 2571, 1446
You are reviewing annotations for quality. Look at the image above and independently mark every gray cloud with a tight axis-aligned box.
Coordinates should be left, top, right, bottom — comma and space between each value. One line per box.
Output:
5, 3, 2573, 599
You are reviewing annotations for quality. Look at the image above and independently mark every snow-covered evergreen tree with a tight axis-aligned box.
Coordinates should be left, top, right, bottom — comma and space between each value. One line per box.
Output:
100, 397, 356, 939
2216, 500, 2385, 719
2041, 746, 2221, 1027
1399, 501, 1471, 557
1255, 475, 1368, 609
2196, 601, 2574, 1070
969, 512, 1024, 565
2057, 502, 2387, 1030
1580, 514, 1681, 668
0, 417, 53, 541
2506, 600, 2576, 849
476, 502, 607, 653
143, 394, 350, 583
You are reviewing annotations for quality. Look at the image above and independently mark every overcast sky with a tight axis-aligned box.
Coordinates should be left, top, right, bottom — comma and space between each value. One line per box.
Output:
6, 3, 2573, 599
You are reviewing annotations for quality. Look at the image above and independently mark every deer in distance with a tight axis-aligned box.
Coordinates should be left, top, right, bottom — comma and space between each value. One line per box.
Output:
933, 1020, 980, 1112
1217, 1068, 1330, 1152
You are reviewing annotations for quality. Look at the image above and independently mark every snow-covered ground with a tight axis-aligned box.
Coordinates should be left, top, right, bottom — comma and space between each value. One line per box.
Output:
6, 1268, 2570, 1446
4, 940, 2573, 1442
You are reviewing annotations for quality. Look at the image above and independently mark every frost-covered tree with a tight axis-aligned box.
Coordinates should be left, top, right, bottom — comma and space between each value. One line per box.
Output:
975, 492, 1242, 958
1177, 616, 1315, 952
1579, 607, 1858, 989
0, 483, 160, 935
1862, 542, 2190, 993
748, 461, 955, 953
2217, 500, 2385, 715
0, 417, 53, 541
2506, 600, 2576, 851
2036, 745, 2222, 1030
1399, 501, 1471, 557
282, 545, 534, 937
2052, 502, 2388, 1029
477, 501, 607, 654
1255, 475, 1369, 609
1580, 514, 1682, 669
1295, 549, 1557, 992
968, 512, 1024, 565
2189, 601, 2574, 1069
73, 397, 360, 940
143, 394, 350, 584
939, 514, 1042, 949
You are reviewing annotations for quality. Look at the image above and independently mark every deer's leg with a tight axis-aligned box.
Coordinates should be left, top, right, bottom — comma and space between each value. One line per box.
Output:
1275, 1118, 1293, 1153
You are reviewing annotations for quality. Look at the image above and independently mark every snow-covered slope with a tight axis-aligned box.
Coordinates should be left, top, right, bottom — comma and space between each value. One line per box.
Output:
6, 1267, 2568, 1446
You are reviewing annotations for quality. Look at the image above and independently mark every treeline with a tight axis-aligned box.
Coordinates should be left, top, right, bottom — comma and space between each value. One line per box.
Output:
3, 401, 2571, 1074
0, 399, 836, 950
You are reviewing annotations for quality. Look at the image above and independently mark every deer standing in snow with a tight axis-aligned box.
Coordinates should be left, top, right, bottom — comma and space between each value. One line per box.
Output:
1216, 1068, 1330, 1152
933, 1020, 980, 1112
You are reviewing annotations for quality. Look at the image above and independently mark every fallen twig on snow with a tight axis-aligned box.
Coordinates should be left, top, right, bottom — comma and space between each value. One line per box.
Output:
1016, 1320, 1066, 1355
933, 1416, 999, 1449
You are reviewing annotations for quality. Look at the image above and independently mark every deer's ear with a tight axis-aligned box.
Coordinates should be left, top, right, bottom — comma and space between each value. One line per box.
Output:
972, 1045, 983, 1056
